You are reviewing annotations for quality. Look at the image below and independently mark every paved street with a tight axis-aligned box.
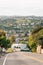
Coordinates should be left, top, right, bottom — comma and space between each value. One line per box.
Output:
0, 55, 5, 65
0, 52, 43, 65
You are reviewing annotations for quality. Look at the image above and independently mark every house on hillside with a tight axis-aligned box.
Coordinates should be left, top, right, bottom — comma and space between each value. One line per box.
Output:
11, 44, 27, 51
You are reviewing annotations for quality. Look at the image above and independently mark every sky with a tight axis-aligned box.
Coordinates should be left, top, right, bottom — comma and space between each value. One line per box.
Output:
0, 0, 43, 16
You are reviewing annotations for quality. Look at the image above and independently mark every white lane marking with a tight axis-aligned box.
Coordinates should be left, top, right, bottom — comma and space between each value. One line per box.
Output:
3, 54, 9, 65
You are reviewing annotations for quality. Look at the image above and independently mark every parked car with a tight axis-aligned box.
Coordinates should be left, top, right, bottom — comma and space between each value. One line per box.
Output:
21, 48, 32, 52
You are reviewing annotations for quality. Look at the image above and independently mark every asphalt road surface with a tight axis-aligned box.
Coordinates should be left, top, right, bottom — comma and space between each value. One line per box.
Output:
0, 54, 6, 65
0, 52, 43, 65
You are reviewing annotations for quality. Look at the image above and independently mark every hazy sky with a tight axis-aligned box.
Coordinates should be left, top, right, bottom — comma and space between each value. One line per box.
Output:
0, 0, 43, 16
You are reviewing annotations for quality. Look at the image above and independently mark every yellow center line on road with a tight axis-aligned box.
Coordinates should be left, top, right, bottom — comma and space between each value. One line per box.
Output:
23, 54, 43, 63
28, 56, 43, 63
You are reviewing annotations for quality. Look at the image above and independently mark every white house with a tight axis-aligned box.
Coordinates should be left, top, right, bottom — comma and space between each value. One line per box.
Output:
11, 44, 27, 50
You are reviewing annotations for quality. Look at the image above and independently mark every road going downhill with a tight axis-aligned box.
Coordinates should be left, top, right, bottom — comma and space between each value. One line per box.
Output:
2, 52, 43, 65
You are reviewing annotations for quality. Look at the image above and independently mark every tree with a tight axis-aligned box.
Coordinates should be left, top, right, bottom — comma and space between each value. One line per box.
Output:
0, 30, 11, 49
28, 26, 43, 52
0, 30, 6, 36
29, 34, 37, 52
9, 35, 15, 44
0, 35, 11, 49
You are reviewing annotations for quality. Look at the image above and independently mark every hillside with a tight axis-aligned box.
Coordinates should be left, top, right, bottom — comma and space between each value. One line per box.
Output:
0, 16, 43, 36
